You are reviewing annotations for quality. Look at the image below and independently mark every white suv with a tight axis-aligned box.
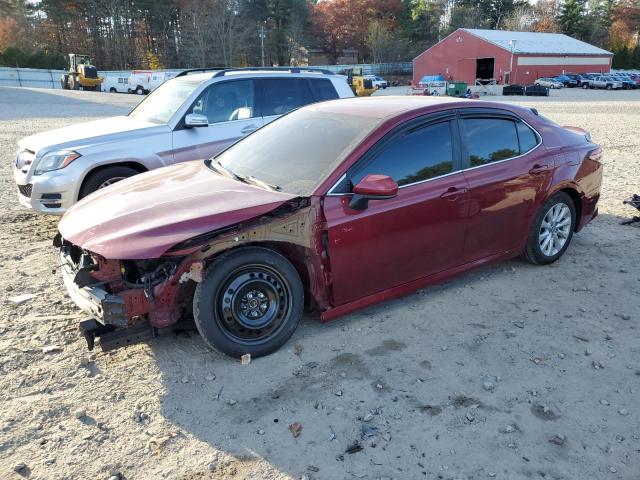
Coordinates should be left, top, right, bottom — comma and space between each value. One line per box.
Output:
13, 68, 354, 214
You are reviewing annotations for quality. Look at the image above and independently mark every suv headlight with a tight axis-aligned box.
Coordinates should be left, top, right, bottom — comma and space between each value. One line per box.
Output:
34, 150, 81, 175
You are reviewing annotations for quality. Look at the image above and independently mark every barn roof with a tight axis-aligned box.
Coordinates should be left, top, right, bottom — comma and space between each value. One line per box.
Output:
463, 29, 612, 56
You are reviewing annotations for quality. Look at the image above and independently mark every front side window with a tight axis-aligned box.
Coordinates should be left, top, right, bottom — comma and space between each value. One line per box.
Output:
351, 121, 454, 187
463, 118, 520, 167
189, 79, 256, 124
262, 78, 315, 116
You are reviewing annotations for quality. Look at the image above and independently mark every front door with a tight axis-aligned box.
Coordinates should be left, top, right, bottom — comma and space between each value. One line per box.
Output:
323, 119, 470, 306
459, 113, 554, 261
172, 79, 263, 163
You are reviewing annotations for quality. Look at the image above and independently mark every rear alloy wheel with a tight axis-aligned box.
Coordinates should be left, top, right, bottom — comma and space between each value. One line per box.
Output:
524, 192, 576, 265
79, 165, 139, 199
194, 247, 303, 358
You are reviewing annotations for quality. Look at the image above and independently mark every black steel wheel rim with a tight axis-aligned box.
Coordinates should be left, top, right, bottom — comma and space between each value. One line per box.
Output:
215, 264, 292, 345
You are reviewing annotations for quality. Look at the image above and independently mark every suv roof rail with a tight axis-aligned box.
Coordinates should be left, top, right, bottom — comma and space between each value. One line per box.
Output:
176, 66, 335, 78
213, 67, 335, 77
175, 68, 223, 77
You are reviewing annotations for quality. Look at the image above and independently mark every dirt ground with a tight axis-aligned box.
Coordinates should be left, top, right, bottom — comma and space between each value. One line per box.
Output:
0, 86, 639, 480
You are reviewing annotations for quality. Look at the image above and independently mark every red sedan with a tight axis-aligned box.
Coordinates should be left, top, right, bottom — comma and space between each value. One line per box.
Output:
56, 97, 603, 357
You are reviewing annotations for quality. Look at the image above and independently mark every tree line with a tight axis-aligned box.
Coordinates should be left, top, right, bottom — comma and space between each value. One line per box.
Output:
0, 0, 639, 71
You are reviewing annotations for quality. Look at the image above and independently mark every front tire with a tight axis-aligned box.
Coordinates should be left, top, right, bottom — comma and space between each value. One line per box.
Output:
194, 247, 304, 358
524, 192, 576, 265
79, 165, 139, 199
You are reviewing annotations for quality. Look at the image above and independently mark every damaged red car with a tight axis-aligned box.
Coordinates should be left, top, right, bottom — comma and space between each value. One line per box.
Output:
56, 97, 602, 357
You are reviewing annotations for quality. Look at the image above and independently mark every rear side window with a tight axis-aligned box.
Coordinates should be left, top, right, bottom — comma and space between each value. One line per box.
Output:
463, 118, 519, 166
262, 78, 315, 116
309, 78, 339, 101
352, 121, 454, 187
517, 121, 539, 153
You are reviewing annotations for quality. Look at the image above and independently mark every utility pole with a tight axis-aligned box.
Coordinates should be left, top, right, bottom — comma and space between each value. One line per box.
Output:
509, 39, 517, 85
259, 23, 266, 67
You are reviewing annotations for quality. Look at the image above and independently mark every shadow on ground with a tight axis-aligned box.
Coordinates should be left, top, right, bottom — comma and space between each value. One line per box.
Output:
148, 213, 640, 479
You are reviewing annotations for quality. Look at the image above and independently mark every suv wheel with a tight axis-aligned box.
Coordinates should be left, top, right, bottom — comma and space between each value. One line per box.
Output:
524, 192, 576, 265
79, 165, 139, 199
194, 247, 304, 358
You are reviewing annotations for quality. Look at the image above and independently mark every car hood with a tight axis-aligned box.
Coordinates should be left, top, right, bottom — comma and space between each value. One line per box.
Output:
19, 116, 164, 154
58, 161, 296, 259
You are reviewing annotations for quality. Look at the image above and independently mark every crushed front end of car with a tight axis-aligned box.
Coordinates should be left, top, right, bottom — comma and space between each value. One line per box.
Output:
54, 195, 326, 352
55, 233, 206, 351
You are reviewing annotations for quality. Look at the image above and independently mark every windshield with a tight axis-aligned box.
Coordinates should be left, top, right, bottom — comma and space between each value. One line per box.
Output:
129, 78, 200, 124
212, 107, 381, 196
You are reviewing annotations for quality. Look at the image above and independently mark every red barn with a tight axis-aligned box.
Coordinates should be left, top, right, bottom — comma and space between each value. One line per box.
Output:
413, 28, 613, 85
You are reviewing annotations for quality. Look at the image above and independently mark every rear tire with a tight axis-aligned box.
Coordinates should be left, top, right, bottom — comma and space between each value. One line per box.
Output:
136, 86, 145, 95
194, 247, 304, 358
524, 192, 576, 265
109, 87, 117, 93
79, 165, 139, 199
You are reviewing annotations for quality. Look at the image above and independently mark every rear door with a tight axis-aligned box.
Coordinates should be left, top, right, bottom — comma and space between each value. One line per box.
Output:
323, 115, 470, 306
459, 111, 553, 261
171, 79, 263, 163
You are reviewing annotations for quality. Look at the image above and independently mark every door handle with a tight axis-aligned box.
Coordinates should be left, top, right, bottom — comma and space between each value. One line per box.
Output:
241, 124, 258, 134
529, 164, 550, 174
440, 187, 468, 200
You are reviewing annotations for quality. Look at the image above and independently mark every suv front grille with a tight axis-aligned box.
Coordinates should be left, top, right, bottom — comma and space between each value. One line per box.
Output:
18, 184, 33, 198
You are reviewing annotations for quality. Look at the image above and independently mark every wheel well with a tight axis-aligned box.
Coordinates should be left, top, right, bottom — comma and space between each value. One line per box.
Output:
205, 241, 314, 309
79, 162, 148, 198
559, 187, 581, 230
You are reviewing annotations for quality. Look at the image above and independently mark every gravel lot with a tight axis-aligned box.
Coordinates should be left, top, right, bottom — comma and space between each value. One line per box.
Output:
0, 86, 639, 480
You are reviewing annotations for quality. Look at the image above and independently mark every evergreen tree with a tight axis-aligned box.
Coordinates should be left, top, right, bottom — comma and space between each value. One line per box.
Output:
559, 0, 588, 39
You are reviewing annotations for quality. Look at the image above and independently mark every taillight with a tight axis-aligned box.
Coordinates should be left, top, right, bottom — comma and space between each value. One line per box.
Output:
588, 147, 603, 163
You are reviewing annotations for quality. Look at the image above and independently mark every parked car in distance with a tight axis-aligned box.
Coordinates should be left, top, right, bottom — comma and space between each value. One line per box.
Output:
565, 73, 589, 88
553, 74, 578, 87
534, 77, 564, 89
610, 73, 636, 89
590, 75, 623, 90
364, 75, 389, 89
101, 76, 129, 93
13, 68, 354, 214
56, 96, 603, 357
128, 71, 152, 95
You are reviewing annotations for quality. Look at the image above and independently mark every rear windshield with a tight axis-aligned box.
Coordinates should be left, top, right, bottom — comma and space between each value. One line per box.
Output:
213, 107, 380, 196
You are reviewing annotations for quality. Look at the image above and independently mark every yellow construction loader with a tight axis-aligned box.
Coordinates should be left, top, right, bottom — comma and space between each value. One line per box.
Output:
343, 67, 376, 97
60, 54, 104, 91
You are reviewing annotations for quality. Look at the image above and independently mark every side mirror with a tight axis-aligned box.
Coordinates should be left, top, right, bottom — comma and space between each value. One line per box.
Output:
349, 174, 398, 211
185, 113, 209, 128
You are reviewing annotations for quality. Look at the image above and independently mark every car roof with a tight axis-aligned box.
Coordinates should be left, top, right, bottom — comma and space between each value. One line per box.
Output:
301, 96, 520, 121
173, 70, 341, 85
